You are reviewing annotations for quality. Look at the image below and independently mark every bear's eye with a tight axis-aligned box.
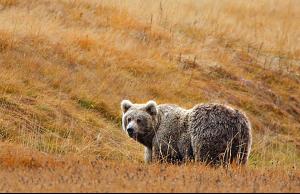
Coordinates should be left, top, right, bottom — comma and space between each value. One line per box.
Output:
136, 119, 141, 124
127, 117, 132, 122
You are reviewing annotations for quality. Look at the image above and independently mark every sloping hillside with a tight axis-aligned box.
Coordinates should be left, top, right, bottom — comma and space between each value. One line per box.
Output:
0, 0, 299, 167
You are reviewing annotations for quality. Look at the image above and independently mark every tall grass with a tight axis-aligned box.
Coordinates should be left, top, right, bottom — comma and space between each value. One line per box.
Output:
0, 0, 299, 167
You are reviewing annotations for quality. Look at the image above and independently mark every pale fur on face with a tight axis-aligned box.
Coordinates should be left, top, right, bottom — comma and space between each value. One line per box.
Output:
120, 100, 158, 144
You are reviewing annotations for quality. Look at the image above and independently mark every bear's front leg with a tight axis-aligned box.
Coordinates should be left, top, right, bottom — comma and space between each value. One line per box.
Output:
144, 147, 152, 164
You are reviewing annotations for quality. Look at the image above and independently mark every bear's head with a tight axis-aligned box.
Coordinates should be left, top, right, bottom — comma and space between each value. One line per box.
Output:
121, 100, 159, 147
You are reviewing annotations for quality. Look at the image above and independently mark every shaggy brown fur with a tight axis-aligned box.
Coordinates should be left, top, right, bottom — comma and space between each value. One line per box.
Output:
121, 100, 252, 165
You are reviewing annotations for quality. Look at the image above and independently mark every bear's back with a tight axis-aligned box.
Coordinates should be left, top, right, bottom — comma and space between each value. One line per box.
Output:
189, 103, 250, 137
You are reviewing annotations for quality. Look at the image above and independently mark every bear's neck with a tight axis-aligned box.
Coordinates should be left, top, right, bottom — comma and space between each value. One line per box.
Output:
137, 134, 154, 148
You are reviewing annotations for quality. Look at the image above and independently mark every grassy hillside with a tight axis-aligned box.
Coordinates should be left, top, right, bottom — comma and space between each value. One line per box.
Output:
0, 0, 299, 192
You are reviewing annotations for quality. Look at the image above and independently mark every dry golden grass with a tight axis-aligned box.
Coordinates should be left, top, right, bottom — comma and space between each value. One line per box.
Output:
0, 143, 299, 193
0, 0, 299, 192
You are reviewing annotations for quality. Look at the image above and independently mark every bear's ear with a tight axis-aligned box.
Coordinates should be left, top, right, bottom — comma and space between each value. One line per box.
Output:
145, 100, 157, 116
121, 100, 133, 114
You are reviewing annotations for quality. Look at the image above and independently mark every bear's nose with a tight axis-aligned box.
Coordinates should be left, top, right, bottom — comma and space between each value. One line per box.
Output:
127, 128, 134, 136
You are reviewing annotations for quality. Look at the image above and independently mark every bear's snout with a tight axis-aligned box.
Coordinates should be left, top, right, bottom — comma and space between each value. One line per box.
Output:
127, 127, 134, 136
126, 121, 138, 137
